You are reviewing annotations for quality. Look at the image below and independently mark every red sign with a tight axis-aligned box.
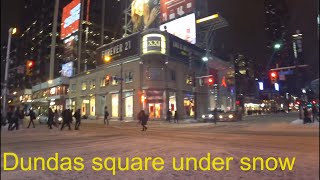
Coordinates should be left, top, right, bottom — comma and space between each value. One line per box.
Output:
61, 0, 81, 40
160, 0, 195, 23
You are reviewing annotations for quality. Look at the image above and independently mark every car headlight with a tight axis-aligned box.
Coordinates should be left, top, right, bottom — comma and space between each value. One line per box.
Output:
58, 117, 62, 121
208, 114, 213, 118
202, 115, 205, 118
219, 115, 223, 119
228, 114, 233, 119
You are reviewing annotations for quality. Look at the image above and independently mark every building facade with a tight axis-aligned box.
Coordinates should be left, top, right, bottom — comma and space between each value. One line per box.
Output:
68, 29, 209, 120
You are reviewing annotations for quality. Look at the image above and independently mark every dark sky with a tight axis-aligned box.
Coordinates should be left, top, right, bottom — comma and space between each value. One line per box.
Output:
1, 0, 319, 76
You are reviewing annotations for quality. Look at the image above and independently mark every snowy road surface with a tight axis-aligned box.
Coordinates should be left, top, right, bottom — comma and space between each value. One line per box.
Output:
1, 112, 319, 180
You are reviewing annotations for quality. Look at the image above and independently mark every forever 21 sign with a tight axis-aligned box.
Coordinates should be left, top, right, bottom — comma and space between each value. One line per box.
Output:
97, 33, 139, 65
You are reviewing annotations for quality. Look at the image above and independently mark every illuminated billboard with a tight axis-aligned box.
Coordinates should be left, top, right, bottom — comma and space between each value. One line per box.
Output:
131, 0, 160, 32
160, 13, 196, 44
61, 61, 74, 77
160, 0, 195, 23
61, 0, 81, 40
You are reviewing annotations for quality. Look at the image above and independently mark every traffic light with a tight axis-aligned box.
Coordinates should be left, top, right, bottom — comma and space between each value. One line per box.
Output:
105, 75, 111, 85
312, 100, 317, 105
269, 71, 278, 84
207, 77, 214, 86
26, 60, 35, 76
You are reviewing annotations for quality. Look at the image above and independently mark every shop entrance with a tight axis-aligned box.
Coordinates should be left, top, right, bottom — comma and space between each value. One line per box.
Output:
148, 103, 161, 119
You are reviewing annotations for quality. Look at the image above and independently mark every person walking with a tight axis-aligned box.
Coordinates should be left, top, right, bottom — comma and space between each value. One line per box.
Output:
174, 111, 178, 123
7, 107, 14, 131
19, 109, 25, 128
312, 105, 319, 122
48, 108, 54, 129
213, 108, 218, 124
54, 109, 59, 127
166, 110, 172, 123
10, 107, 21, 130
27, 108, 36, 128
74, 109, 81, 130
104, 106, 109, 125
141, 110, 149, 131
61, 109, 71, 131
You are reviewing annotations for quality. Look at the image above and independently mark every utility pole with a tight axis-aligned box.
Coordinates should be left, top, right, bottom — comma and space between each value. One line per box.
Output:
119, 61, 123, 120
2, 28, 15, 118
49, 0, 59, 80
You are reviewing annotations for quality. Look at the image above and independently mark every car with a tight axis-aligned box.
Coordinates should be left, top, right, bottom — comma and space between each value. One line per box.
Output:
201, 111, 242, 122
37, 114, 63, 124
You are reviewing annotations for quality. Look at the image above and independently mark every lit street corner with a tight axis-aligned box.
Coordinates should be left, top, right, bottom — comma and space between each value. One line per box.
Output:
1, 112, 319, 180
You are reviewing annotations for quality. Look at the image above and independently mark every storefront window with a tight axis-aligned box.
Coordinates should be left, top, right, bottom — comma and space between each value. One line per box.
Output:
148, 103, 161, 119
90, 96, 95, 116
82, 99, 89, 115
184, 94, 195, 117
125, 92, 133, 117
111, 94, 119, 117
169, 92, 177, 116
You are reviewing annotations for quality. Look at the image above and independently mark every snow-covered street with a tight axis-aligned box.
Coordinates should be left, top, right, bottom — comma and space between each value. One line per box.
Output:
1, 112, 319, 180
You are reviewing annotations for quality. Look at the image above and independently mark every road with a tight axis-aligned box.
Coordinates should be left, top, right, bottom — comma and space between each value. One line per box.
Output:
1, 112, 319, 180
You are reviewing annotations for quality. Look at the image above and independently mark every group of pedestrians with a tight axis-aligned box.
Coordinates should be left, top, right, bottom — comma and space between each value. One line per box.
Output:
303, 105, 319, 124
6, 107, 24, 131
166, 110, 179, 123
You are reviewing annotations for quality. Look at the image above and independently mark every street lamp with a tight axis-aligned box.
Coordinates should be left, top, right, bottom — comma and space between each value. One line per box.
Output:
2, 27, 17, 119
273, 43, 281, 50
202, 56, 208, 62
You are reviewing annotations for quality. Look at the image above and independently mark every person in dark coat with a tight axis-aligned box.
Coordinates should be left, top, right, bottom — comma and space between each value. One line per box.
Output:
174, 111, 178, 123
61, 109, 71, 131
48, 108, 54, 129
10, 107, 21, 130
104, 106, 109, 125
213, 108, 218, 124
166, 110, 172, 123
303, 107, 311, 124
74, 109, 81, 130
7, 108, 13, 130
140, 110, 149, 131
312, 105, 319, 122
27, 108, 36, 128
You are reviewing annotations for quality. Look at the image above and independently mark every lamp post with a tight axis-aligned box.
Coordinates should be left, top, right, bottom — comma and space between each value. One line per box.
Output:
2, 28, 16, 119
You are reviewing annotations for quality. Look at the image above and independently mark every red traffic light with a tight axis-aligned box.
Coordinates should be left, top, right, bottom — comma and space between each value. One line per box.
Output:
296, 101, 300, 105
312, 100, 316, 104
208, 78, 213, 83
236, 100, 240, 105
105, 75, 110, 81
27, 60, 35, 67
270, 71, 277, 78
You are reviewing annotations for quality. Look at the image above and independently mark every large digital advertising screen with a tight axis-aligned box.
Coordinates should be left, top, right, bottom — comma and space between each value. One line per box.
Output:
60, 0, 81, 40
160, 13, 196, 44
160, 0, 195, 23
61, 61, 74, 77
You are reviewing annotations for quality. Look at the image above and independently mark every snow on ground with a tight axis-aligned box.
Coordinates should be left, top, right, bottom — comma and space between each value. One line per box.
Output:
1, 112, 319, 180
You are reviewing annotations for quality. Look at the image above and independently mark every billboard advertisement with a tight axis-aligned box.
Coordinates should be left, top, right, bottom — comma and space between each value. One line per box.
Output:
61, 61, 74, 77
160, 13, 196, 44
131, 0, 160, 32
61, 0, 81, 40
160, 0, 195, 23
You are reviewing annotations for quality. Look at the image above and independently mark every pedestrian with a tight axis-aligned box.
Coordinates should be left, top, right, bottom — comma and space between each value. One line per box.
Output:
104, 106, 109, 125
27, 108, 36, 128
7, 107, 13, 131
213, 108, 218, 124
70, 109, 74, 124
74, 109, 81, 130
166, 110, 172, 123
10, 107, 20, 130
174, 110, 178, 123
303, 107, 311, 124
19, 109, 25, 128
139, 110, 148, 131
48, 108, 54, 129
312, 105, 319, 122
61, 109, 71, 131
54, 109, 59, 127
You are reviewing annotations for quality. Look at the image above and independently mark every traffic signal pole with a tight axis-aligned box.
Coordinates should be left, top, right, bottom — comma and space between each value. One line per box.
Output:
49, 0, 59, 80
119, 61, 123, 121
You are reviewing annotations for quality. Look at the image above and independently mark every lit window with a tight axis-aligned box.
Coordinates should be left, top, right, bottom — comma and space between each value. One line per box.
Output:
100, 77, 105, 87
186, 75, 193, 85
90, 80, 96, 89
125, 72, 133, 83
81, 81, 87, 90
112, 76, 119, 85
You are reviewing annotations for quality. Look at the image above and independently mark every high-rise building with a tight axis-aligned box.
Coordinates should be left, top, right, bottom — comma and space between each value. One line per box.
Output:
264, 0, 292, 68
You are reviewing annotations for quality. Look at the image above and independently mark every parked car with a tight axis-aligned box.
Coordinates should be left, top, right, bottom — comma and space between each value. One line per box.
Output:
201, 111, 242, 122
37, 114, 63, 124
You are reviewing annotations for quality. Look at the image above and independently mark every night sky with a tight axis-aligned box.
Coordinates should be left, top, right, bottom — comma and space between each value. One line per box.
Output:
1, 0, 319, 76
